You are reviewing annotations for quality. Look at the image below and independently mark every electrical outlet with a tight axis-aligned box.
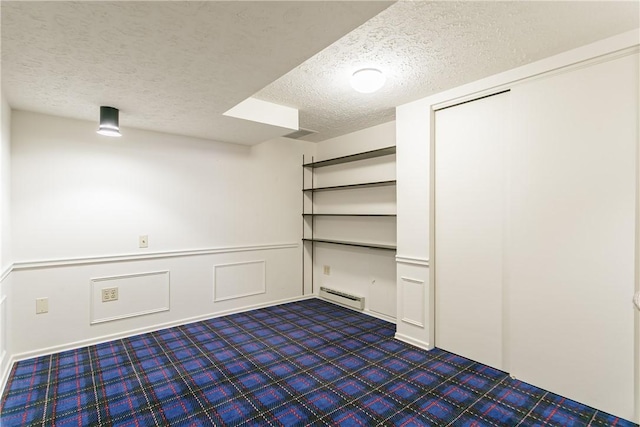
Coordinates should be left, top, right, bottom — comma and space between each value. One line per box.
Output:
323, 265, 330, 275
139, 235, 148, 248
102, 287, 119, 302
36, 297, 48, 314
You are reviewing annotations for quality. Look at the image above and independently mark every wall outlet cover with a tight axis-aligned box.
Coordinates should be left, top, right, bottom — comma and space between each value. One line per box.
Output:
36, 297, 48, 314
102, 287, 119, 302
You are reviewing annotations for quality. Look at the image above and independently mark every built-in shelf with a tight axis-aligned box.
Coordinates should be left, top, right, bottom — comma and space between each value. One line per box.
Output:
302, 238, 396, 251
303, 146, 396, 168
303, 214, 396, 217
302, 146, 398, 295
303, 180, 396, 192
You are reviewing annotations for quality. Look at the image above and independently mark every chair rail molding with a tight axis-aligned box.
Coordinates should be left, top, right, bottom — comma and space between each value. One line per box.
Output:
395, 255, 429, 267
0, 265, 12, 282
11, 242, 298, 271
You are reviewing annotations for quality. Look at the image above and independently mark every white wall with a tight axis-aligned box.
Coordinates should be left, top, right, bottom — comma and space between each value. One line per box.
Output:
395, 28, 640, 349
394, 100, 432, 349
0, 97, 11, 272
12, 112, 312, 260
310, 121, 397, 320
9, 111, 314, 359
396, 30, 640, 421
315, 121, 395, 159
0, 95, 12, 391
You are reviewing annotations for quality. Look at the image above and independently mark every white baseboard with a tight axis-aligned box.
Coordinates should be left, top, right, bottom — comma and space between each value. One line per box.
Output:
2, 295, 402, 398
0, 351, 14, 401
363, 309, 396, 324
10, 294, 314, 364
317, 297, 397, 325
394, 332, 433, 351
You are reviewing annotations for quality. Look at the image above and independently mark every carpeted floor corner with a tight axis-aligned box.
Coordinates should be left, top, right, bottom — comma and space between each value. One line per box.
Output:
1, 299, 636, 426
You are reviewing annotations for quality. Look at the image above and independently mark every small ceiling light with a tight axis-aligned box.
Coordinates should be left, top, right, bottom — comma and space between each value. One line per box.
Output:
350, 68, 385, 93
97, 106, 122, 137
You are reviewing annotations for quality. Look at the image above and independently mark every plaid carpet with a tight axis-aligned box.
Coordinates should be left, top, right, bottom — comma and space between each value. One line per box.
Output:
1, 299, 636, 426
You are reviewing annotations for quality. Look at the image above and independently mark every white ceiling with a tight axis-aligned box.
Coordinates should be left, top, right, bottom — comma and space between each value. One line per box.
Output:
0, 1, 391, 145
257, 0, 640, 142
2, 1, 639, 145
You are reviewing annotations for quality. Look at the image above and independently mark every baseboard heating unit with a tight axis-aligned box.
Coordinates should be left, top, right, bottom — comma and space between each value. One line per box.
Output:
319, 287, 364, 311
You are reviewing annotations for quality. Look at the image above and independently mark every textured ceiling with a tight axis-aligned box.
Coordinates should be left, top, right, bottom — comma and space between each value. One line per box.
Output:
1, 1, 639, 145
256, 1, 640, 142
0, 1, 391, 145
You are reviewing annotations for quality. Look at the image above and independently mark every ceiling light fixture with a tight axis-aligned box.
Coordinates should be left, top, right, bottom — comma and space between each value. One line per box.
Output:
97, 106, 122, 137
350, 68, 385, 93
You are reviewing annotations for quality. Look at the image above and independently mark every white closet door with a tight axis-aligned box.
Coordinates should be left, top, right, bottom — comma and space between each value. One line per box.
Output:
507, 53, 638, 421
434, 92, 510, 370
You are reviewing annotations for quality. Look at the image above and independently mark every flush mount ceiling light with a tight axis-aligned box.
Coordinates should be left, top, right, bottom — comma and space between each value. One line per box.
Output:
350, 68, 385, 93
97, 106, 122, 137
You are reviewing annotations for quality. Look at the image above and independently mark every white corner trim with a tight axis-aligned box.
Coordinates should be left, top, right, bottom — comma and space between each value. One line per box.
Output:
11, 242, 298, 271
396, 255, 430, 267
0, 265, 12, 282
394, 333, 433, 351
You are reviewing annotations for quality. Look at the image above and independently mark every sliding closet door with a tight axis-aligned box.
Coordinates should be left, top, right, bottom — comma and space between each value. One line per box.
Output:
507, 53, 638, 420
434, 92, 509, 370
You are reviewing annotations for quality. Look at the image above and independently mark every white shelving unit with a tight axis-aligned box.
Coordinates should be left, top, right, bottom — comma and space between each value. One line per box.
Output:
302, 146, 397, 317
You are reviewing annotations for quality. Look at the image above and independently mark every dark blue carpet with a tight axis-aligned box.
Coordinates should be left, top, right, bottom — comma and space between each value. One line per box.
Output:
0, 298, 636, 426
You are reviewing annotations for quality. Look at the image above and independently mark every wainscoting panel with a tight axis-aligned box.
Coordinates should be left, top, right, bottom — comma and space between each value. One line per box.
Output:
8, 244, 300, 362
90, 271, 170, 324
213, 260, 266, 302
0, 271, 12, 397
0, 294, 6, 368
395, 260, 432, 350
400, 276, 424, 328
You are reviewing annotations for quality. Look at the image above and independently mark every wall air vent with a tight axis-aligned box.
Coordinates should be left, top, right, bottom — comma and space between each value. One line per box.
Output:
283, 128, 317, 139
